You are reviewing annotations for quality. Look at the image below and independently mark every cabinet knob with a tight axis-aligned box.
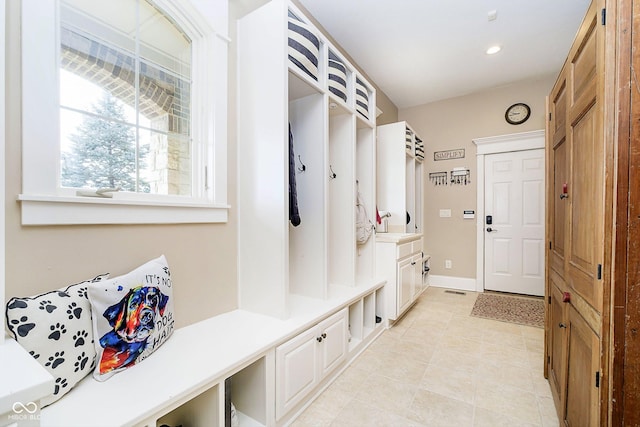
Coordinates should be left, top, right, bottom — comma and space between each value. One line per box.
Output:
322, 333, 327, 339
316, 336, 323, 342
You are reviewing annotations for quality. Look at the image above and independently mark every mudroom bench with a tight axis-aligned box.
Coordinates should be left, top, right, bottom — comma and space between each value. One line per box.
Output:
34, 281, 385, 427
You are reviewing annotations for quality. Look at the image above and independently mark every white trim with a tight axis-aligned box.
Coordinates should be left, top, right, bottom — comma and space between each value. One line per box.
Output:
19, 197, 228, 225
429, 275, 477, 292
474, 129, 545, 155
473, 130, 545, 293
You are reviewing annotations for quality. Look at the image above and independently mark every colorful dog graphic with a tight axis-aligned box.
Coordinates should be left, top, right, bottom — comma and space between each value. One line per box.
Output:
98, 286, 169, 374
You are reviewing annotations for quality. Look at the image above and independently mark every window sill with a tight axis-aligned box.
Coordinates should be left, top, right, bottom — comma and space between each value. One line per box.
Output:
18, 194, 229, 225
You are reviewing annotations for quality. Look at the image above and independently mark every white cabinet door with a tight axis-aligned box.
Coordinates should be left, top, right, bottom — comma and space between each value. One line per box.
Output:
318, 309, 347, 378
411, 254, 422, 299
397, 257, 414, 315
275, 327, 319, 419
275, 309, 348, 420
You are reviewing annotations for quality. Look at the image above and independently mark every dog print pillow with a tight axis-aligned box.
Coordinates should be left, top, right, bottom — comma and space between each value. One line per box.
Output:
87, 255, 175, 381
5, 274, 109, 406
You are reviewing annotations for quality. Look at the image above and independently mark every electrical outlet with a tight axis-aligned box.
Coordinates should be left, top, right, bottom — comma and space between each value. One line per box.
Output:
445, 259, 452, 269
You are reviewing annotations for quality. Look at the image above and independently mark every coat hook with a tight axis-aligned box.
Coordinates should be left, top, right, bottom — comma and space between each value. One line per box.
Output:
297, 155, 306, 173
329, 165, 337, 179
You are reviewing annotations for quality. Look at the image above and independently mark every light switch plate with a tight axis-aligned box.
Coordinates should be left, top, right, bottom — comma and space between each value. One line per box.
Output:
439, 209, 451, 218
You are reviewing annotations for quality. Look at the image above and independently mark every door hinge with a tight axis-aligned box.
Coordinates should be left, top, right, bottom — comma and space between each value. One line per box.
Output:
548, 296, 551, 304
595, 371, 600, 388
601, 8, 606, 25
597, 264, 602, 280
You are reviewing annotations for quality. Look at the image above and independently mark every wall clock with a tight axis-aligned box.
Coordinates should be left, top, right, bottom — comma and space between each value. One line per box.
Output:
505, 103, 531, 125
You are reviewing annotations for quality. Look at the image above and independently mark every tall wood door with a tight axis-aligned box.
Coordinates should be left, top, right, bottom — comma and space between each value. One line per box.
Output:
546, 0, 605, 423
566, 0, 604, 313
548, 71, 569, 280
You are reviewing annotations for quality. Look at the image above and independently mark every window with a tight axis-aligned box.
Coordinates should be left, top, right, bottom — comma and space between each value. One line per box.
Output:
20, 0, 229, 225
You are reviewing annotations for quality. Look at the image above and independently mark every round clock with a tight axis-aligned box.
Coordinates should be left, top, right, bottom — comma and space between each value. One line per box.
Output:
505, 103, 531, 125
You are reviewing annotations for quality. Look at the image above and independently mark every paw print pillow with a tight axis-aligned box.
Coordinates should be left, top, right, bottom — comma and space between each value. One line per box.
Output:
88, 255, 174, 381
5, 274, 109, 406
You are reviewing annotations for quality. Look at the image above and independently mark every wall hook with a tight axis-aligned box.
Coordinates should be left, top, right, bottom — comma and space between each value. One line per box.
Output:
329, 165, 337, 179
297, 155, 306, 173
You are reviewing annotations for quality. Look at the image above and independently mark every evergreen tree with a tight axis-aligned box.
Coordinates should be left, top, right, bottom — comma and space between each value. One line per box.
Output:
61, 92, 149, 192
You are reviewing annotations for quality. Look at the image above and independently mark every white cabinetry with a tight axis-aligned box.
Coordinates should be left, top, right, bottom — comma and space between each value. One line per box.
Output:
275, 309, 347, 420
376, 234, 425, 323
377, 121, 424, 234
238, 0, 377, 320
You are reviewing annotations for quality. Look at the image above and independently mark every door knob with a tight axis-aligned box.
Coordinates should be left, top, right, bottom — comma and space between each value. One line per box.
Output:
486, 227, 497, 232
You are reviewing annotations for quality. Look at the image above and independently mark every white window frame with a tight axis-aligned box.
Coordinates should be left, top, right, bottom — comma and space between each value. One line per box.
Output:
19, 0, 229, 225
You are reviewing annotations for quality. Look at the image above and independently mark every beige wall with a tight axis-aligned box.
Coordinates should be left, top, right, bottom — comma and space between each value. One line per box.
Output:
400, 75, 556, 279
5, 1, 238, 329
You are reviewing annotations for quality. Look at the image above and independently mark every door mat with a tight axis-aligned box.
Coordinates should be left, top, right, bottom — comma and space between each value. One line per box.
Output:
470, 293, 544, 328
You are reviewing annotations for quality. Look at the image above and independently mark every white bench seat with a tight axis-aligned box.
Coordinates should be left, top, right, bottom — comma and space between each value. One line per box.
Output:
39, 281, 385, 427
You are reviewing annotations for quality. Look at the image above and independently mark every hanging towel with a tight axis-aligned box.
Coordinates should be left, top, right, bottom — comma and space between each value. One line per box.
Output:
289, 124, 301, 227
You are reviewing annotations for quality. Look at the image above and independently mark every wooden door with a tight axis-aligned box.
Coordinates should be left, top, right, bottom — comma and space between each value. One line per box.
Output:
548, 276, 568, 417
545, 0, 607, 423
566, 1, 604, 313
548, 71, 569, 280
564, 306, 600, 427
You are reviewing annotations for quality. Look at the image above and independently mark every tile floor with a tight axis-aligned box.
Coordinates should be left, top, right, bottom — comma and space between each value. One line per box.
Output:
292, 287, 558, 427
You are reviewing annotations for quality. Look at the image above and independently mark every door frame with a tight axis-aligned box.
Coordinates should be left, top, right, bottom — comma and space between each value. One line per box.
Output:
472, 129, 545, 293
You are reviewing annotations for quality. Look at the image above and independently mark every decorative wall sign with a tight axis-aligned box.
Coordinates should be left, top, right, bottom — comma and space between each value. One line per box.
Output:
434, 149, 465, 161
429, 171, 448, 186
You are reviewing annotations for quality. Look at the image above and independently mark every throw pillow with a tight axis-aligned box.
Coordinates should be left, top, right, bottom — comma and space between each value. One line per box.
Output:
5, 274, 109, 406
87, 255, 175, 381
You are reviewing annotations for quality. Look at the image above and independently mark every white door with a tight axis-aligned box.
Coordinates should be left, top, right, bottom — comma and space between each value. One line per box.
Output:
484, 149, 545, 296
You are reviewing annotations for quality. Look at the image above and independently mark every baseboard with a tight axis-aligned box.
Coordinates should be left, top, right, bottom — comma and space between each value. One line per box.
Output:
429, 275, 477, 292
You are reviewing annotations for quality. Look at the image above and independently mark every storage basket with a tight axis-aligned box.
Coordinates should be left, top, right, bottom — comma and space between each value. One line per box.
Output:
355, 77, 370, 119
288, 12, 320, 81
328, 51, 347, 102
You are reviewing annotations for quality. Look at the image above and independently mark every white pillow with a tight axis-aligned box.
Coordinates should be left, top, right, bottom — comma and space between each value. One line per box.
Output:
5, 274, 109, 406
87, 255, 174, 381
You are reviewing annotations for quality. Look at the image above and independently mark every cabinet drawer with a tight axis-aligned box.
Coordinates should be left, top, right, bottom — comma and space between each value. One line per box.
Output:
397, 239, 421, 259
411, 239, 422, 255
397, 242, 412, 259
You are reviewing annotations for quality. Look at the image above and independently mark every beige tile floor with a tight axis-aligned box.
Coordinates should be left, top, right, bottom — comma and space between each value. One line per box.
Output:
292, 287, 558, 427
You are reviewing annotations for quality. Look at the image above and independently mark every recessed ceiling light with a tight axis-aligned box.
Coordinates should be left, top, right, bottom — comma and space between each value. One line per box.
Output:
486, 45, 501, 55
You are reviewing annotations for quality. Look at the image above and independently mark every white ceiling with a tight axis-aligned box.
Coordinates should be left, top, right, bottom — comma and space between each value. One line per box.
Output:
297, 0, 592, 109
